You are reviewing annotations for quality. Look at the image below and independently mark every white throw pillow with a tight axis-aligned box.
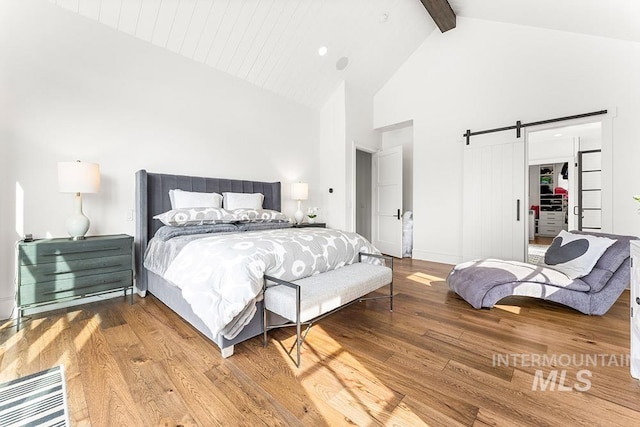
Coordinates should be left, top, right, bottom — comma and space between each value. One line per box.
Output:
223, 192, 264, 210
169, 189, 223, 209
543, 230, 615, 279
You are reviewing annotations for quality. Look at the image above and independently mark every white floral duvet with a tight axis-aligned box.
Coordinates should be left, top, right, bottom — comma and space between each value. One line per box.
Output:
152, 228, 381, 339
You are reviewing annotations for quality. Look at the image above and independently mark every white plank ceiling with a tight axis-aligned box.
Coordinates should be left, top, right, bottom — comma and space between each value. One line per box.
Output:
48, 0, 435, 109
47, 0, 640, 109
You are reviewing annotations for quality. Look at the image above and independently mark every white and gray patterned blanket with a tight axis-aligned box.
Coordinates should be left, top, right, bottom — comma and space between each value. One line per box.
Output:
148, 228, 381, 339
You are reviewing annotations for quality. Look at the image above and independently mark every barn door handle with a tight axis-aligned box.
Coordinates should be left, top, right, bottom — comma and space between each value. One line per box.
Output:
397, 209, 401, 220
516, 199, 521, 221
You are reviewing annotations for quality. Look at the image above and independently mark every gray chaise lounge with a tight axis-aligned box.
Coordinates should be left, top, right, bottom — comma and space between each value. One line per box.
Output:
447, 231, 637, 315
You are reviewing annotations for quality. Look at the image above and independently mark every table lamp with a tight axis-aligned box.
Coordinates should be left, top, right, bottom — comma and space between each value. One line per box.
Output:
58, 160, 101, 240
291, 182, 308, 224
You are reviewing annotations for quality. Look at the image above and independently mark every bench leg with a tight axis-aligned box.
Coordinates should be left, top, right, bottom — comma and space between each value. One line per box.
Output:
390, 279, 394, 312
296, 320, 301, 367
263, 301, 268, 347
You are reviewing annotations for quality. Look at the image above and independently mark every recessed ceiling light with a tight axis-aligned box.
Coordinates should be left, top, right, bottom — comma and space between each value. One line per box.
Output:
336, 56, 349, 71
318, 46, 328, 56
554, 133, 563, 137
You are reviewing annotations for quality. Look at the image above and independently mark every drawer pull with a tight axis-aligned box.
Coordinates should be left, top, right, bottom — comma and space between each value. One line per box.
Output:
43, 264, 123, 276
42, 279, 126, 295
43, 246, 122, 257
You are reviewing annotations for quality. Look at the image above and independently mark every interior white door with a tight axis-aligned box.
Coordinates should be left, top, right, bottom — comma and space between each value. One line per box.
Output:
373, 145, 403, 258
463, 136, 526, 262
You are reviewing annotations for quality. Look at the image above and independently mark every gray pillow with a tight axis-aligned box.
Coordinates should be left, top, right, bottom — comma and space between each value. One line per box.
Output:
154, 207, 239, 226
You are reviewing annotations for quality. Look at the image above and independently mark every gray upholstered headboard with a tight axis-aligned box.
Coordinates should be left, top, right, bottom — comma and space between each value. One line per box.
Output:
135, 169, 281, 292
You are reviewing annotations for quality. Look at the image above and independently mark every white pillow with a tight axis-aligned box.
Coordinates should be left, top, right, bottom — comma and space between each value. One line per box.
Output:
223, 192, 264, 210
169, 189, 223, 209
543, 230, 615, 279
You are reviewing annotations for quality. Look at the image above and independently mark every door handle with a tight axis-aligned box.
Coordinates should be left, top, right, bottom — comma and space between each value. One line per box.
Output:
397, 209, 401, 220
573, 206, 579, 215
516, 199, 520, 221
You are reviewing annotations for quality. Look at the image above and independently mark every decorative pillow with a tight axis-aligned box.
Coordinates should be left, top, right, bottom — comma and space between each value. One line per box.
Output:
232, 208, 289, 223
154, 207, 238, 226
543, 230, 615, 279
223, 192, 264, 210
169, 189, 223, 209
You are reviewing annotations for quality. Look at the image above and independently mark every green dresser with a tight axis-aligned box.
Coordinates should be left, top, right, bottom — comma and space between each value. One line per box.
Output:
17, 234, 134, 328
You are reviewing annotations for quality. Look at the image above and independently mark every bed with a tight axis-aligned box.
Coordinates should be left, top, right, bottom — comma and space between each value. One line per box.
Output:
134, 170, 381, 357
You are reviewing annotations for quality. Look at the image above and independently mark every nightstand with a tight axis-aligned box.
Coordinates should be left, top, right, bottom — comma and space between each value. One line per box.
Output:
293, 223, 326, 228
17, 234, 134, 329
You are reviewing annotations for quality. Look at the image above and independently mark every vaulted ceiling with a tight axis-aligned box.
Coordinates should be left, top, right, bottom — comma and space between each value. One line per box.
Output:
47, 0, 435, 109
48, 0, 640, 110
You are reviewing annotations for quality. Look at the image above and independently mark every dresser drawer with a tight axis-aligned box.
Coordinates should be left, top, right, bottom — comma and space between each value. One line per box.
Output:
19, 270, 132, 306
539, 226, 562, 236
19, 235, 132, 266
540, 211, 563, 221
20, 255, 132, 285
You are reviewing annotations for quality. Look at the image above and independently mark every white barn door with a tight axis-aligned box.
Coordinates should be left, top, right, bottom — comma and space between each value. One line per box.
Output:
463, 137, 526, 262
373, 145, 403, 258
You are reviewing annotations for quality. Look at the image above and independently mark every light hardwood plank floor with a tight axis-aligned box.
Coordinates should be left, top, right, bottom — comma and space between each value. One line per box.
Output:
2, 258, 640, 426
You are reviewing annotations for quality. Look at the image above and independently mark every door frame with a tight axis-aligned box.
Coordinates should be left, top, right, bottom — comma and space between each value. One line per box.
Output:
523, 112, 613, 234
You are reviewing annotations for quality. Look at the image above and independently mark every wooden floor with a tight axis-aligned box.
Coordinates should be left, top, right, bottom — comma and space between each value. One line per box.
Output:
2, 258, 640, 426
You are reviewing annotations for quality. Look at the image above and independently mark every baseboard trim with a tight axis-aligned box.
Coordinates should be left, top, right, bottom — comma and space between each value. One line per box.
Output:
411, 249, 460, 266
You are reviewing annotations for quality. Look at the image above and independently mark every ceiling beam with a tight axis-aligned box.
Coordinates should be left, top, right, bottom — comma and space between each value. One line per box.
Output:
419, 0, 456, 33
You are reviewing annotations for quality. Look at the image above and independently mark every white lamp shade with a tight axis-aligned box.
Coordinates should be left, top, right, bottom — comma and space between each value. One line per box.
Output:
291, 182, 308, 201
58, 161, 101, 193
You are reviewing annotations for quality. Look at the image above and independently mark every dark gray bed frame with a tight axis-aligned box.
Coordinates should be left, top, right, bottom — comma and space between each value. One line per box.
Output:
135, 169, 282, 357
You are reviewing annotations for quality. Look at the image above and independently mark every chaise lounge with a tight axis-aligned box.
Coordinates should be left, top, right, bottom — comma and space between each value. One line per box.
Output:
447, 230, 637, 315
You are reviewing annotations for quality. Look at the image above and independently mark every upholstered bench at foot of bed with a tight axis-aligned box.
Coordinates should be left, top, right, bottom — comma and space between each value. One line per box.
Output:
263, 253, 393, 367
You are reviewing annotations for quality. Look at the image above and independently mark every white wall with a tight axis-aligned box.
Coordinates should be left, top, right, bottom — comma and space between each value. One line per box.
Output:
375, 17, 640, 264
317, 83, 347, 230
0, 133, 13, 317
0, 0, 320, 319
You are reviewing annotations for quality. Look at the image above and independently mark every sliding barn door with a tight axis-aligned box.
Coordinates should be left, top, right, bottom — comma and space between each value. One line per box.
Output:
463, 138, 526, 262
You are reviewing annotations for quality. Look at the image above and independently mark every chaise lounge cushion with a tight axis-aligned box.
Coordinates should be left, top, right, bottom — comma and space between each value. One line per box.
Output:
447, 231, 638, 315
573, 231, 637, 292
448, 259, 590, 309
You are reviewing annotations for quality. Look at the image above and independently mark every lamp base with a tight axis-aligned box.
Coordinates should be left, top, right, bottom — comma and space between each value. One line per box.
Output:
66, 213, 90, 240
66, 193, 90, 240
294, 200, 304, 224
